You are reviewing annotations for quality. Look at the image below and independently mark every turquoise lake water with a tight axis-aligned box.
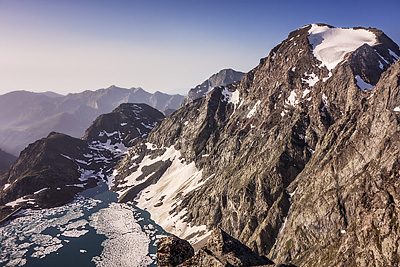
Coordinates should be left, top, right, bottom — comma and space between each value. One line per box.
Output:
0, 183, 168, 267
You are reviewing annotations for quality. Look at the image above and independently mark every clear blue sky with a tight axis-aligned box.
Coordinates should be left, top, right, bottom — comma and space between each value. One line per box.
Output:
0, 0, 399, 95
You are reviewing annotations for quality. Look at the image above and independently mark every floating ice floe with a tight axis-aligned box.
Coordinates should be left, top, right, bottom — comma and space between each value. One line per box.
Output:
0, 196, 101, 266
89, 203, 152, 267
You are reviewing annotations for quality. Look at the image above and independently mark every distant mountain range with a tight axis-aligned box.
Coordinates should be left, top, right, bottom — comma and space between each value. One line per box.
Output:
0, 86, 184, 156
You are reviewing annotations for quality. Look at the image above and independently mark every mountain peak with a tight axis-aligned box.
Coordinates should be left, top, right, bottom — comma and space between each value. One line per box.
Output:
307, 24, 378, 70
182, 68, 245, 106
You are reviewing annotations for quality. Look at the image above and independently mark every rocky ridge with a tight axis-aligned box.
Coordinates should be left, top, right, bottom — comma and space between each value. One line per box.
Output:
0, 103, 164, 221
112, 23, 400, 266
158, 228, 276, 266
181, 68, 245, 106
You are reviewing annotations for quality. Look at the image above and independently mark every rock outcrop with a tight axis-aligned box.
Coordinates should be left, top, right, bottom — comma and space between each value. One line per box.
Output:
270, 58, 400, 266
113, 24, 400, 266
83, 103, 165, 146
158, 235, 195, 266
0, 103, 163, 219
181, 68, 245, 106
158, 228, 275, 267
181, 228, 275, 266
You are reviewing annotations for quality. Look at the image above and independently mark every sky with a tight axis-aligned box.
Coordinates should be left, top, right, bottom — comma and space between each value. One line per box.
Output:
0, 0, 399, 96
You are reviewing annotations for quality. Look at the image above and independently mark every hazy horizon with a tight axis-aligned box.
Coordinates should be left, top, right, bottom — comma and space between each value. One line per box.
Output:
1, 0, 399, 96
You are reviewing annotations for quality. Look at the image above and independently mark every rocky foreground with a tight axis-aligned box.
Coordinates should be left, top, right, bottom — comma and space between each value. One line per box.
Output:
157, 228, 284, 267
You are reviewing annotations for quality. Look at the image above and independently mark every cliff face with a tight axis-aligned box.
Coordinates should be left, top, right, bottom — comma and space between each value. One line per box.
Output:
270, 59, 400, 266
181, 68, 245, 106
113, 24, 400, 266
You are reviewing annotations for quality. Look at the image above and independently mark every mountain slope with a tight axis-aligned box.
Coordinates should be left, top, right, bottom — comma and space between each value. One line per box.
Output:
112, 23, 400, 266
0, 86, 182, 155
270, 59, 400, 266
181, 68, 245, 106
0, 149, 17, 175
0, 103, 164, 219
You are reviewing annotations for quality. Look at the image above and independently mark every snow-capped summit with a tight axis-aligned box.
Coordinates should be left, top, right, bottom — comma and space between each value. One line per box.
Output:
308, 24, 378, 70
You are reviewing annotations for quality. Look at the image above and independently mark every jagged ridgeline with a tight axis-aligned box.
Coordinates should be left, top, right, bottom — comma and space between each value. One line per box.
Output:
0, 103, 164, 221
112, 23, 400, 266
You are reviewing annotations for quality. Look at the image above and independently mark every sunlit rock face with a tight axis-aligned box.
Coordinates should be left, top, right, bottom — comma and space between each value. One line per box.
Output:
181, 68, 245, 106
114, 24, 400, 266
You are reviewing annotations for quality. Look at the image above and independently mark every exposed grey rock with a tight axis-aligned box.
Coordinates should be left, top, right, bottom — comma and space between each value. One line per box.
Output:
113, 24, 400, 266
179, 228, 274, 266
0, 132, 92, 209
157, 234, 195, 266
270, 59, 400, 266
83, 103, 165, 146
182, 68, 245, 106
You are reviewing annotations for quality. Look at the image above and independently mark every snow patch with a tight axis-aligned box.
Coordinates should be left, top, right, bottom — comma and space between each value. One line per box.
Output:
274, 188, 297, 246
308, 24, 377, 70
355, 75, 375, 91
285, 91, 298, 106
393, 106, 400, 112
322, 93, 328, 103
6, 196, 36, 207
221, 87, 232, 102
66, 184, 85, 188
229, 90, 240, 107
302, 72, 319, 87
117, 145, 209, 244
389, 49, 399, 61
376, 50, 390, 65
247, 100, 261, 118
302, 89, 311, 98
145, 142, 157, 151
98, 131, 118, 137
34, 188, 49, 194
378, 60, 384, 70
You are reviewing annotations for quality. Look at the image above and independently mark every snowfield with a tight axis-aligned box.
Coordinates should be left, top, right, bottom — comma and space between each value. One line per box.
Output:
308, 24, 377, 70
116, 144, 210, 245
